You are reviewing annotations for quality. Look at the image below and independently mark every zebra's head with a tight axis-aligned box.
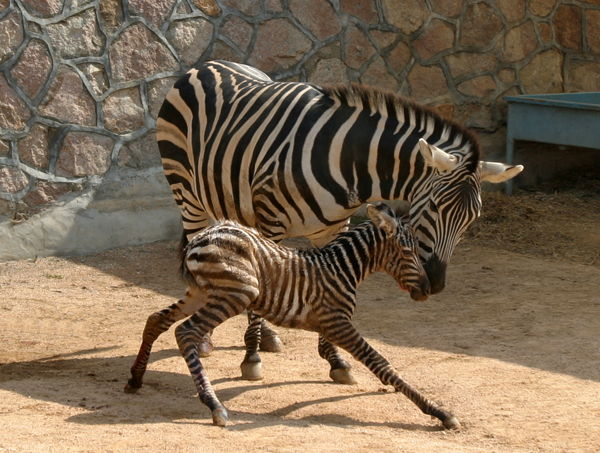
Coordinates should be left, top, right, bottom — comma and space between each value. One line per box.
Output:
367, 204, 430, 302
410, 139, 523, 294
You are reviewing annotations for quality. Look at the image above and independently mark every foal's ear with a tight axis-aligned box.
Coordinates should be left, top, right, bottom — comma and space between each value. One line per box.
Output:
480, 161, 524, 183
367, 204, 395, 235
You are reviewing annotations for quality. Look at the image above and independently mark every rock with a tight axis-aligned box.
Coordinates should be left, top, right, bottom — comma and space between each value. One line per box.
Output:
22, 182, 72, 213
308, 59, 348, 85
553, 4, 582, 51
388, 42, 412, 74
20, 0, 63, 18
47, 8, 105, 60
18, 124, 50, 170
0, 73, 32, 132
413, 19, 455, 61
147, 77, 178, 119
408, 64, 448, 99
10, 39, 52, 99
248, 19, 312, 72
429, 0, 461, 18
503, 21, 537, 62
520, 49, 563, 94
0, 166, 29, 193
457, 75, 497, 98
118, 133, 161, 169
0, 10, 24, 64
496, 0, 526, 23
344, 25, 377, 70
459, 3, 502, 49
99, 0, 124, 33
78, 63, 109, 97
129, 0, 177, 29
498, 68, 516, 84
0, 139, 9, 157
102, 88, 145, 134
381, 0, 429, 35
446, 52, 496, 80
166, 17, 215, 67
222, 0, 259, 16
220, 16, 253, 53
289, 0, 341, 41
529, 0, 556, 17
193, 0, 221, 16
339, 0, 378, 23
56, 132, 114, 177
586, 10, 600, 54
569, 60, 600, 92
361, 57, 397, 92
110, 23, 179, 83
39, 66, 96, 126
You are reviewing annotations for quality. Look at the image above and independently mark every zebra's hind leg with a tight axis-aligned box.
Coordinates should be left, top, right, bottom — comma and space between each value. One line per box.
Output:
318, 334, 356, 385
324, 319, 460, 430
124, 299, 191, 393
259, 318, 283, 352
240, 313, 263, 380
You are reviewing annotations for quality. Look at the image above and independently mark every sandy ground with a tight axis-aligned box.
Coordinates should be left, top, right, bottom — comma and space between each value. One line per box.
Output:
1, 221, 599, 452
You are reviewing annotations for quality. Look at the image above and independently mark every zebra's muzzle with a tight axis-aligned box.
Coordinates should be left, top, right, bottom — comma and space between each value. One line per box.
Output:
423, 253, 447, 295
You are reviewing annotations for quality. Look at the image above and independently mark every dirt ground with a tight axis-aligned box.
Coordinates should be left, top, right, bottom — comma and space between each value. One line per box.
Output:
1, 167, 600, 452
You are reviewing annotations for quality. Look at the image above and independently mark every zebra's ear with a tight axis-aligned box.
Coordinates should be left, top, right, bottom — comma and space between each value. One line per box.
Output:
480, 161, 524, 183
367, 204, 395, 235
418, 139, 459, 172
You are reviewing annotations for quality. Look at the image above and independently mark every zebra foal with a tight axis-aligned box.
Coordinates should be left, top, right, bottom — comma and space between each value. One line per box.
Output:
125, 204, 460, 430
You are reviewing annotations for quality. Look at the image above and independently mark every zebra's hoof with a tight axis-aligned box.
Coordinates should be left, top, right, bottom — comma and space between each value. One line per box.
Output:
260, 334, 283, 353
330, 368, 357, 385
241, 361, 263, 381
123, 380, 141, 393
198, 335, 214, 358
443, 416, 461, 430
212, 408, 228, 426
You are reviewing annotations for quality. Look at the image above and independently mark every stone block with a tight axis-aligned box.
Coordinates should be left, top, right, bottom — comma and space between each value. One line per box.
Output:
553, 4, 582, 51
22, 182, 72, 213
340, 0, 378, 23
446, 51, 496, 80
11, 39, 53, 99
102, 87, 145, 134
290, 0, 341, 41
361, 57, 397, 91
0, 166, 29, 193
498, 68, 516, 84
413, 19, 454, 61
585, 10, 600, 54
129, 0, 176, 28
78, 63, 109, 97
248, 19, 312, 72
0, 10, 24, 65
503, 21, 537, 62
39, 66, 96, 126
18, 123, 50, 170
110, 23, 179, 83
457, 75, 497, 98
0, 139, 9, 157
497, 0, 526, 23
223, 0, 259, 16
370, 30, 397, 50
459, 3, 502, 49
308, 59, 348, 85
221, 16, 253, 52
344, 25, 377, 70
381, 0, 429, 35
20, 0, 63, 18
56, 132, 114, 177
0, 73, 32, 132
408, 64, 448, 99
193, 0, 221, 15
569, 60, 600, 91
433, 103, 454, 120
147, 77, 178, 119
520, 49, 563, 94
47, 8, 105, 60
99, 0, 124, 33
388, 42, 412, 74
210, 41, 244, 62
538, 22, 553, 43
167, 18, 215, 67
118, 133, 161, 169
429, 0, 461, 18
530, 0, 556, 17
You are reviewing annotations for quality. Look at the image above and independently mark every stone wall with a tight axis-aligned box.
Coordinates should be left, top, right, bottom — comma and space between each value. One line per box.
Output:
1, 0, 600, 260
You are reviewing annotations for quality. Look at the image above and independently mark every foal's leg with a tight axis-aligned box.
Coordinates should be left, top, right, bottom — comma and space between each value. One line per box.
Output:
324, 319, 460, 430
124, 291, 204, 393
240, 312, 264, 380
317, 334, 356, 385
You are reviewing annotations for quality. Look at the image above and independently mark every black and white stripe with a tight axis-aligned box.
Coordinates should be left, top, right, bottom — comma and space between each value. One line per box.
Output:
157, 60, 522, 295
125, 204, 461, 429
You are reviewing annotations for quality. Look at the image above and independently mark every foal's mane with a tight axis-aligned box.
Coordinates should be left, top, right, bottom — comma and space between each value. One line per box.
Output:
317, 83, 481, 173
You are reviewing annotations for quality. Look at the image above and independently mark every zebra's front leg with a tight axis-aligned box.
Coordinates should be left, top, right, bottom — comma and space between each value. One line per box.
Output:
324, 319, 460, 430
259, 318, 283, 352
318, 334, 356, 385
240, 313, 263, 380
124, 300, 189, 393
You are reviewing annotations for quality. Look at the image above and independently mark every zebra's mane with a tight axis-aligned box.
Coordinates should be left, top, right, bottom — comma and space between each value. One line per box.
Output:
318, 83, 481, 173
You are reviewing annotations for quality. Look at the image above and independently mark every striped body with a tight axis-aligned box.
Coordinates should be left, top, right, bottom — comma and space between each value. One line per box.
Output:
158, 60, 522, 295
125, 205, 460, 429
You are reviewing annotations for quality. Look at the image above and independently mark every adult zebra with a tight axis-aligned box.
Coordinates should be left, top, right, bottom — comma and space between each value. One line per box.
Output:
157, 60, 523, 355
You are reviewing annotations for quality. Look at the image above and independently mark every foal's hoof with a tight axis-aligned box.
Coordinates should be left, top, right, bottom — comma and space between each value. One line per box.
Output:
123, 380, 141, 393
198, 335, 214, 358
212, 408, 228, 426
259, 334, 283, 353
241, 361, 263, 381
330, 368, 357, 385
443, 415, 461, 430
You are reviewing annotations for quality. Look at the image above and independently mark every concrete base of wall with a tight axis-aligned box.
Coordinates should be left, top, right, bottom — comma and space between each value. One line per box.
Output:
0, 168, 182, 261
